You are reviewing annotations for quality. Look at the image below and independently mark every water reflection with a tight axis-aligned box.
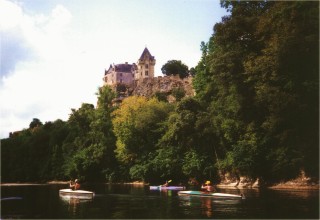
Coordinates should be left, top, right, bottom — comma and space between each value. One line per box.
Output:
179, 196, 214, 217
1, 184, 318, 219
152, 189, 174, 197
270, 188, 319, 199
178, 194, 244, 218
59, 195, 93, 218
200, 197, 213, 217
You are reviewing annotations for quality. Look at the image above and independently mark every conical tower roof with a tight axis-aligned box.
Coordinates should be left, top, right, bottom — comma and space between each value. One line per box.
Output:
139, 47, 155, 61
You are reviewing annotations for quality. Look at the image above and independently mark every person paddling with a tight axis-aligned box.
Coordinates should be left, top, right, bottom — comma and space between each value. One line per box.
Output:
70, 179, 81, 191
162, 180, 172, 187
201, 180, 215, 192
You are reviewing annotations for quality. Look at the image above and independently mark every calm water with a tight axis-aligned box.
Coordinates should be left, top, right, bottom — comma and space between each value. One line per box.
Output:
1, 184, 319, 219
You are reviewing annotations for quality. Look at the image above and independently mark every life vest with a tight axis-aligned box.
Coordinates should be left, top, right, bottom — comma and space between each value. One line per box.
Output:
206, 185, 214, 192
75, 183, 80, 190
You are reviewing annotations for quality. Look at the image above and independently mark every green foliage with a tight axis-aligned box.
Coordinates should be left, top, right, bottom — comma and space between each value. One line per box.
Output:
150, 146, 185, 183
153, 91, 168, 102
192, 41, 211, 101
182, 149, 205, 177
161, 60, 189, 78
29, 118, 43, 129
171, 87, 185, 102
112, 96, 173, 181
197, 1, 319, 181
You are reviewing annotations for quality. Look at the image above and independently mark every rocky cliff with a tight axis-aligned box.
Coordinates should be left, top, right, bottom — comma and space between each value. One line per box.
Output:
113, 75, 195, 103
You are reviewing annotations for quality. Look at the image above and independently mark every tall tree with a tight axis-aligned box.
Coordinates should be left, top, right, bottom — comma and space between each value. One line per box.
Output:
65, 86, 117, 182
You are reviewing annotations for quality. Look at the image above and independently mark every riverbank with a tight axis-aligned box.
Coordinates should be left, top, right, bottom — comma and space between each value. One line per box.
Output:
1, 181, 69, 186
216, 178, 319, 190
268, 181, 319, 190
0, 180, 146, 186
1, 183, 46, 186
217, 182, 319, 190
1, 179, 318, 190
215, 170, 319, 190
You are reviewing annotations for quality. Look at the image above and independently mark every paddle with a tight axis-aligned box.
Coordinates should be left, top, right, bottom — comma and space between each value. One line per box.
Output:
160, 180, 172, 187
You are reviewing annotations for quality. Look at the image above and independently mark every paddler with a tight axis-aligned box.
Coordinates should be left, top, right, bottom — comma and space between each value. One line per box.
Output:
70, 179, 81, 191
162, 180, 172, 187
201, 180, 215, 192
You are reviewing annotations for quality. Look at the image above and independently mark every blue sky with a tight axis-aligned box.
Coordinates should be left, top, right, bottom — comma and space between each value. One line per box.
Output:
0, 0, 227, 138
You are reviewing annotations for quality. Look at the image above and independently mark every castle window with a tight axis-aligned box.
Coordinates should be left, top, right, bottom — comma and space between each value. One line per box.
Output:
145, 64, 148, 68
145, 71, 148, 76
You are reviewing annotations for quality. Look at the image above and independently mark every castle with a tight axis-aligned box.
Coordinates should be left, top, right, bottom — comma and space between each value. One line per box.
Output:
103, 47, 156, 85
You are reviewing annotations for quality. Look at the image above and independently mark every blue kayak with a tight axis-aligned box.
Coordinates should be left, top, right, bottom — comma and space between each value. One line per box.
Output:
178, 190, 244, 199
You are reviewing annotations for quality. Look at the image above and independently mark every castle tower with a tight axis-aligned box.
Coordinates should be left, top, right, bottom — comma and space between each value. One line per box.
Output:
135, 47, 156, 80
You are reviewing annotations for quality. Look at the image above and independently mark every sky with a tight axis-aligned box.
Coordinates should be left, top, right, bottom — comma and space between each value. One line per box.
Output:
0, 0, 227, 139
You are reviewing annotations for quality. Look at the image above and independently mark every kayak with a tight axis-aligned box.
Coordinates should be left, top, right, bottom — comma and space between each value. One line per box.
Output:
59, 189, 95, 199
178, 190, 244, 199
150, 186, 186, 190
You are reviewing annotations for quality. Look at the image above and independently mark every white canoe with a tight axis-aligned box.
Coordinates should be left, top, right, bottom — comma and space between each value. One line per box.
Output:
178, 190, 244, 199
150, 186, 186, 190
59, 189, 94, 199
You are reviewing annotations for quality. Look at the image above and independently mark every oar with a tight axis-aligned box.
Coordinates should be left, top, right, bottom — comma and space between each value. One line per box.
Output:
160, 180, 172, 187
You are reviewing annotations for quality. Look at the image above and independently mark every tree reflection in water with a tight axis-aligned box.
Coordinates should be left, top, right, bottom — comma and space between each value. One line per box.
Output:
60, 196, 92, 218
179, 195, 243, 218
200, 197, 213, 217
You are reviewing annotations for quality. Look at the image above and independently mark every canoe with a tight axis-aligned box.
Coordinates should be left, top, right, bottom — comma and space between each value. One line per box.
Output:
178, 190, 243, 199
59, 189, 94, 199
150, 186, 186, 190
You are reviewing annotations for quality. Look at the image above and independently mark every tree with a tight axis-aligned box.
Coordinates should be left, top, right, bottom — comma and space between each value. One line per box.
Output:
189, 67, 196, 77
171, 87, 185, 102
155, 97, 217, 181
242, 1, 319, 180
192, 41, 210, 100
94, 85, 117, 181
29, 118, 43, 129
112, 96, 173, 181
161, 60, 189, 78
197, 1, 319, 181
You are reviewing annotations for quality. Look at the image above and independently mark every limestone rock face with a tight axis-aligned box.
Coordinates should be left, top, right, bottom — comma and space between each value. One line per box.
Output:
131, 76, 194, 101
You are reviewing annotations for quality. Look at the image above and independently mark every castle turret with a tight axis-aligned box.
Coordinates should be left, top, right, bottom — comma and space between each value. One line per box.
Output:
135, 47, 156, 80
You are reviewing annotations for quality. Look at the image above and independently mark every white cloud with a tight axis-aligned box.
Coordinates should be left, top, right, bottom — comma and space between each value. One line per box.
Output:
0, 0, 23, 30
0, 1, 96, 138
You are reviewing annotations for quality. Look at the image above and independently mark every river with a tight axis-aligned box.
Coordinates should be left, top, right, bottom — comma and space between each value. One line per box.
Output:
1, 183, 319, 219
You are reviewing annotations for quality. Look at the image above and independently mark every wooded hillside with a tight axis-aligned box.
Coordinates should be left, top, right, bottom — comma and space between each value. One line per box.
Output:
1, 1, 318, 185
